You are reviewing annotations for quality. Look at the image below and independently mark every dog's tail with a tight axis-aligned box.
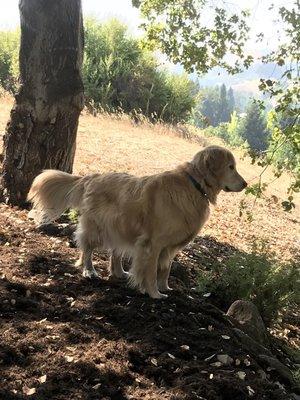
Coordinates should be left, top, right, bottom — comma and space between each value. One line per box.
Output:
27, 170, 84, 225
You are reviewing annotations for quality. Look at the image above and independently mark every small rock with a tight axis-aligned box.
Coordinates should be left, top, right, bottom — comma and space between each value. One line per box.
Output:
180, 345, 190, 351
217, 354, 233, 365
210, 361, 222, 367
227, 300, 269, 346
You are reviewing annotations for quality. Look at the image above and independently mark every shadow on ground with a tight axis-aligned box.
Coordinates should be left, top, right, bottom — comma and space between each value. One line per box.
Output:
0, 217, 297, 400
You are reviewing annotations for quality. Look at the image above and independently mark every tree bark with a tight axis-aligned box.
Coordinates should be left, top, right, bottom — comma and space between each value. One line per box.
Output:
1, 0, 84, 206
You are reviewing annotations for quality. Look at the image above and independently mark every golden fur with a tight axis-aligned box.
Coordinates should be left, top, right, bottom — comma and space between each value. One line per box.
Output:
28, 145, 247, 299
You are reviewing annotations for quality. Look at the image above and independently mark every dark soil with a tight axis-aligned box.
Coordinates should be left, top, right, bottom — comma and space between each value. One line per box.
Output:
0, 204, 298, 400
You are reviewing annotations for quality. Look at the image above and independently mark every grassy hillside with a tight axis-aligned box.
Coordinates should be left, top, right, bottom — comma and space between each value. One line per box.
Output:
1, 96, 298, 260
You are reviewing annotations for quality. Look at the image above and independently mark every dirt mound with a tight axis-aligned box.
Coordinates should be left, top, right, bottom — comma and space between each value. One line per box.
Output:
0, 204, 297, 399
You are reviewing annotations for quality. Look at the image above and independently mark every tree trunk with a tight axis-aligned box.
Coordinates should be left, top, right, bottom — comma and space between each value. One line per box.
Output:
1, 0, 84, 206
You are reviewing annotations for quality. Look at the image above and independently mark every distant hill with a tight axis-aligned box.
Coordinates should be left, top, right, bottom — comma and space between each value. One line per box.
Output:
195, 62, 284, 94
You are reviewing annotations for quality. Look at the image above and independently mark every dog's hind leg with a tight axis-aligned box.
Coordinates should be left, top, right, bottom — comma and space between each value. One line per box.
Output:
130, 240, 166, 299
109, 250, 128, 279
157, 248, 174, 292
75, 219, 99, 279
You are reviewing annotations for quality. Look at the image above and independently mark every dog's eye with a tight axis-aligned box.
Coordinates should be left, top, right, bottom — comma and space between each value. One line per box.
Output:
229, 165, 234, 170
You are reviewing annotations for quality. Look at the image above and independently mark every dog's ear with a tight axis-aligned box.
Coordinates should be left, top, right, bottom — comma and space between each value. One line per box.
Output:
203, 147, 225, 173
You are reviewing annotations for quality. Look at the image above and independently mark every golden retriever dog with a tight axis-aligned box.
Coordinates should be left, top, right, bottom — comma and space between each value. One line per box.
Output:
28, 145, 247, 299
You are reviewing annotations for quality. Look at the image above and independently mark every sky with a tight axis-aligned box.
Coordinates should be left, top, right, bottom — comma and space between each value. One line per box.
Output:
0, 0, 294, 45
0, 0, 295, 89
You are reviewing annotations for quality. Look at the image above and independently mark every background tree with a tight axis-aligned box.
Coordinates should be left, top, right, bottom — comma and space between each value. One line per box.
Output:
132, 0, 253, 74
193, 85, 236, 127
227, 87, 235, 116
218, 84, 230, 123
134, 0, 299, 209
239, 101, 269, 151
256, 2, 299, 209
0, 0, 84, 206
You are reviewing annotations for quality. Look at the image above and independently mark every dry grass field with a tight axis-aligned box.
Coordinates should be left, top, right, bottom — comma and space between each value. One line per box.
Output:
0, 96, 299, 400
1, 96, 298, 260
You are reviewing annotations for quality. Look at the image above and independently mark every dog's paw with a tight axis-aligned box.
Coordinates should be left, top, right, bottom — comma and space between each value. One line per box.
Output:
82, 269, 99, 279
158, 283, 173, 292
139, 287, 146, 295
149, 291, 168, 299
110, 270, 129, 280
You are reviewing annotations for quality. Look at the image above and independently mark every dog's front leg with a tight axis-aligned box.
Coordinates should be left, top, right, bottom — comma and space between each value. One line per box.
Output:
157, 248, 174, 292
131, 242, 167, 299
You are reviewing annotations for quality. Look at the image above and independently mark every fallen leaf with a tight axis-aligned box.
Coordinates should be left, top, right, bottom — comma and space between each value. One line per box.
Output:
65, 355, 74, 363
221, 335, 231, 340
23, 387, 36, 396
37, 318, 47, 324
247, 386, 255, 396
150, 358, 158, 366
210, 361, 222, 367
204, 353, 216, 362
237, 371, 246, 380
92, 383, 101, 390
39, 375, 47, 383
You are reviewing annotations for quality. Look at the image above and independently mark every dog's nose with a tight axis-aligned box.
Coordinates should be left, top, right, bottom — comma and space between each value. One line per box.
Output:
242, 180, 248, 188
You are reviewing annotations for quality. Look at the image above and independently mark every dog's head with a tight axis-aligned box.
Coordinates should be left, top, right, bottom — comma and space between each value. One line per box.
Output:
192, 146, 247, 192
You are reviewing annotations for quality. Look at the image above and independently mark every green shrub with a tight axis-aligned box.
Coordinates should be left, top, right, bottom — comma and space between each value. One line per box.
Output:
67, 209, 79, 224
227, 111, 245, 147
197, 240, 299, 325
239, 101, 270, 151
267, 110, 300, 176
0, 29, 20, 92
83, 18, 197, 123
